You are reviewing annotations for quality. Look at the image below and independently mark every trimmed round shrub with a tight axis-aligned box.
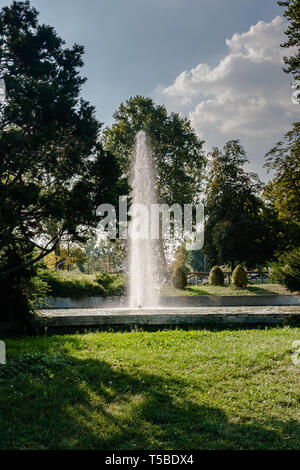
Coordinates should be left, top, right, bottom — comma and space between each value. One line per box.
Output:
270, 248, 300, 292
172, 267, 187, 290
232, 265, 248, 288
209, 266, 224, 286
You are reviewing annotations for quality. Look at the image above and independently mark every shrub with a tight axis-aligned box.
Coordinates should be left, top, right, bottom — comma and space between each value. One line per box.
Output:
171, 266, 187, 290
95, 273, 115, 290
232, 265, 248, 288
38, 270, 126, 298
38, 270, 102, 298
95, 272, 125, 296
270, 248, 300, 292
209, 266, 224, 286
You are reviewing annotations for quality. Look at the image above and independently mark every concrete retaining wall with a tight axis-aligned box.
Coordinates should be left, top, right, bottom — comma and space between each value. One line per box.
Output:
46, 311, 300, 328
39, 296, 124, 309
40, 294, 300, 309
160, 295, 300, 307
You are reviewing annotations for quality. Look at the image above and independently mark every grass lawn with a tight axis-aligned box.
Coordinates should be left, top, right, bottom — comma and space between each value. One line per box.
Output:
38, 270, 125, 298
0, 327, 299, 450
162, 283, 291, 296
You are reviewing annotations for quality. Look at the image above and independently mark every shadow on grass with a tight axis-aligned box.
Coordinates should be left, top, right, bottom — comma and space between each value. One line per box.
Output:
184, 287, 212, 296
0, 338, 299, 450
247, 285, 285, 295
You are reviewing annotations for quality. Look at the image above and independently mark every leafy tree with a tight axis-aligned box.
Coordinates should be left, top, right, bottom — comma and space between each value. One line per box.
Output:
103, 96, 206, 276
83, 236, 126, 273
265, 123, 300, 233
259, 189, 292, 255
278, 0, 300, 98
204, 140, 273, 268
0, 1, 125, 278
103, 95, 206, 206
189, 250, 207, 272
43, 244, 87, 271
0, 1, 125, 328
262, 2, 300, 254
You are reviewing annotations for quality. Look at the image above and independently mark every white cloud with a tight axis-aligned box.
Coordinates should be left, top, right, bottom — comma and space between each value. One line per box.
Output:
154, 16, 299, 179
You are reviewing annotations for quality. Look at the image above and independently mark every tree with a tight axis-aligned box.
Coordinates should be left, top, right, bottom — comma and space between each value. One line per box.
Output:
42, 244, 87, 271
103, 96, 206, 276
103, 95, 206, 206
259, 190, 291, 256
0, 1, 125, 328
189, 250, 207, 272
0, 1, 125, 277
265, 124, 300, 224
265, 3, 300, 239
262, 2, 300, 255
83, 236, 126, 273
278, 0, 300, 98
204, 140, 273, 268
264, 124, 300, 251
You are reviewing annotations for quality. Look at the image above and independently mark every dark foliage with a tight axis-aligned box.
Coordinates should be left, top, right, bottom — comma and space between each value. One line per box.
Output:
0, 2, 126, 327
271, 248, 300, 292
205, 141, 274, 268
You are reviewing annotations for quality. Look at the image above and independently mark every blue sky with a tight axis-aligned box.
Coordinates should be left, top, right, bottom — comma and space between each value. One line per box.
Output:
1, 0, 297, 178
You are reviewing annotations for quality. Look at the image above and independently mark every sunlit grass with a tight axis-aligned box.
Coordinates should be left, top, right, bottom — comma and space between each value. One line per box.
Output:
0, 327, 299, 450
162, 283, 290, 296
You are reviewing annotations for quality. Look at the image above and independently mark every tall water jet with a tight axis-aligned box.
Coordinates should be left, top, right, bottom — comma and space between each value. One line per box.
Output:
128, 131, 160, 309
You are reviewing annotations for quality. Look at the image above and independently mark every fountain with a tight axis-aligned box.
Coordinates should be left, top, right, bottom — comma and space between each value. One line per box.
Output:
128, 131, 160, 309
40, 131, 297, 328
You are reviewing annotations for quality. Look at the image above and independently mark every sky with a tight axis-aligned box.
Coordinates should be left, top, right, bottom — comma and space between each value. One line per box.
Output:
1, 0, 299, 179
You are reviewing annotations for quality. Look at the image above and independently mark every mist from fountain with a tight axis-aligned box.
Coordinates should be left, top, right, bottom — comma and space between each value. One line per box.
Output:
128, 131, 161, 309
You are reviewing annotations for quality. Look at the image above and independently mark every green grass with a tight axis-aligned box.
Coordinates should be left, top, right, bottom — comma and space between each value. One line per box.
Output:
37, 271, 290, 299
0, 328, 299, 450
38, 270, 125, 298
163, 283, 290, 296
